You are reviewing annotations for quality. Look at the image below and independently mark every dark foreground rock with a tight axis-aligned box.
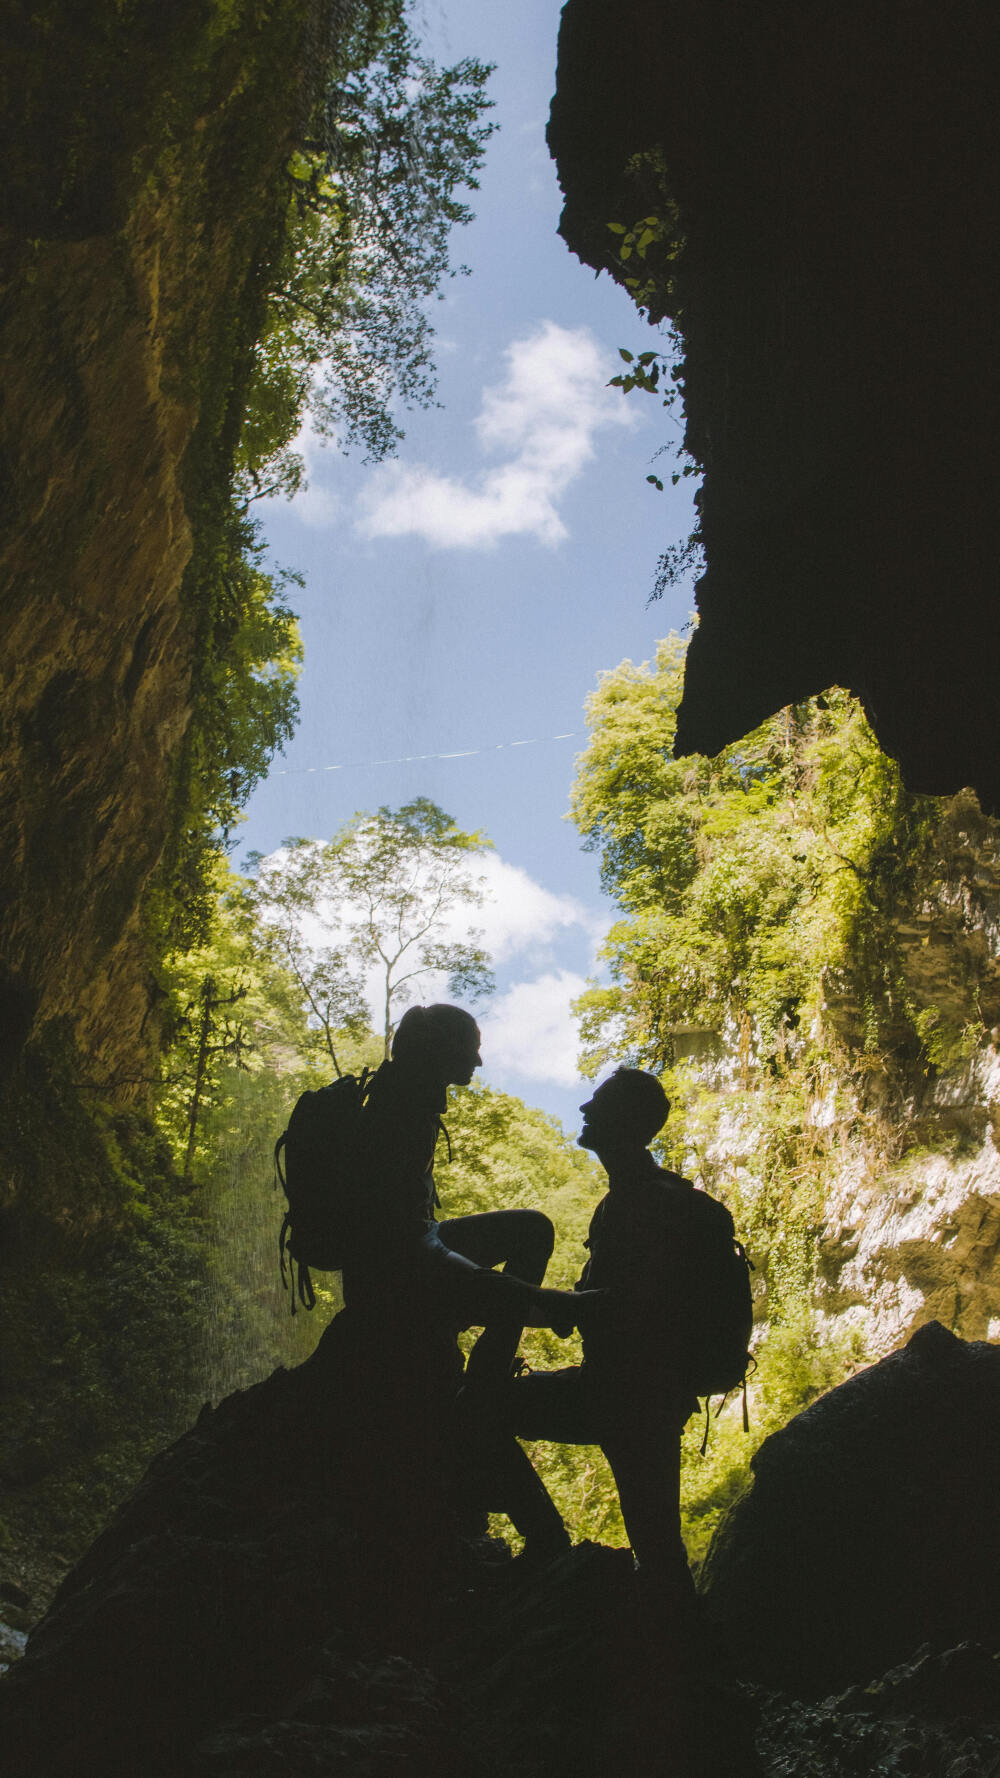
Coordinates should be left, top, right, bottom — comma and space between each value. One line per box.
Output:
6, 1313, 998, 1776
0, 1310, 756, 1778
760, 1643, 1000, 1777
700, 1321, 1000, 1697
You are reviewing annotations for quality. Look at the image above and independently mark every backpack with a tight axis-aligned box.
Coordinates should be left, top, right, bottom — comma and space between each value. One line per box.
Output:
681, 1185, 754, 1400
275, 1069, 374, 1313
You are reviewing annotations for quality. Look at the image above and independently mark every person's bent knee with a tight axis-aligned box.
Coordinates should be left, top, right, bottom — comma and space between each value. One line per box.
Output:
514, 1208, 555, 1269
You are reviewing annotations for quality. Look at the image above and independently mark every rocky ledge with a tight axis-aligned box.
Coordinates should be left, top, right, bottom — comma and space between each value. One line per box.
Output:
2, 1318, 999, 1777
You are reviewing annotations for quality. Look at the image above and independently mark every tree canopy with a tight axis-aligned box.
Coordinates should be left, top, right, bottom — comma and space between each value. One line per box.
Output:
568, 633, 1000, 1559
147, 3, 495, 973
246, 798, 494, 1062
569, 634, 938, 1080
238, 1, 495, 493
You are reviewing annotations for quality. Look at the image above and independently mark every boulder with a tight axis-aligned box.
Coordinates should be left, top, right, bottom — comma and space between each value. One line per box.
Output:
0, 1311, 755, 1778
700, 1321, 1000, 1695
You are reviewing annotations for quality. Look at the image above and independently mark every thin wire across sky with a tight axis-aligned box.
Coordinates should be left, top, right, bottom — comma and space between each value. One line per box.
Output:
272, 731, 582, 776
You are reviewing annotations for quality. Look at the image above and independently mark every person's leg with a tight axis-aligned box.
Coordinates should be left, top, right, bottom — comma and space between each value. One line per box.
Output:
508, 1366, 601, 1443
458, 1366, 593, 1558
436, 1212, 586, 1388
437, 1208, 554, 1283
439, 1209, 552, 1387
600, 1409, 695, 1598
457, 1418, 570, 1558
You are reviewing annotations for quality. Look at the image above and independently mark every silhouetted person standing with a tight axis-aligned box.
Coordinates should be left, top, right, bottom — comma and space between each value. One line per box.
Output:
507, 1068, 699, 1594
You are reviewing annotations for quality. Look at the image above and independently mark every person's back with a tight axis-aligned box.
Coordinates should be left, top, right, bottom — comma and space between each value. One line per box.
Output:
356, 1051, 442, 1250
578, 1151, 694, 1386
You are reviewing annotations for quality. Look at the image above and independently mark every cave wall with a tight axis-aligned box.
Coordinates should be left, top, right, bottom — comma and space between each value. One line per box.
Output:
549, 0, 1000, 810
0, 1, 331, 1096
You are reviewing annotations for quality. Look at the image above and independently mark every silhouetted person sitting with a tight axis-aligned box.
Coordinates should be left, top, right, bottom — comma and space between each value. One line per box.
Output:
339, 1003, 599, 1557
343, 1004, 597, 1372
504, 1069, 699, 1595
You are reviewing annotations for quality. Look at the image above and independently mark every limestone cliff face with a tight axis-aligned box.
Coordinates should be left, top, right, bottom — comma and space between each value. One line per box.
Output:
814, 1053, 1000, 1355
691, 797, 1000, 1356
816, 799, 1000, 1352
0, 2, 328, 1105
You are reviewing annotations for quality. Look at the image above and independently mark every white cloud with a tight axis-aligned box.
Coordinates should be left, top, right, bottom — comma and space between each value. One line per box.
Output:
439, 853, 601, 966
254, 841, 602, 1085
478, 971, 591, 1088
356, 321, 633, 549
269, 422, 340, 528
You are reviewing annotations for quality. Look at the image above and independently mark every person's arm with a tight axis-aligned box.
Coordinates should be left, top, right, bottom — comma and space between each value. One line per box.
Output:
575, 1196, 607, 1290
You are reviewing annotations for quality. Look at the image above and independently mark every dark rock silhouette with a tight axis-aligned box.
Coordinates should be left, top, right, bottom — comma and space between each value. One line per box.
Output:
549, 0, 1000, 814
700, 1320, 1000, 1697
0, 1311, 754, 1778
7, 1316, 1000, 1774
759, 1642, 1000, 1775
0, 1313, 467, 1777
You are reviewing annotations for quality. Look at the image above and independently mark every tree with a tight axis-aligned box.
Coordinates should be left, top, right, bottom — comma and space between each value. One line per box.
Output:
154, 853, 322, 1175
569, 635, 915, 1081
147, 5, 496, 974
567, 635, 1000, 1564
238, 4, 496, 494
247, 798, 495, 1063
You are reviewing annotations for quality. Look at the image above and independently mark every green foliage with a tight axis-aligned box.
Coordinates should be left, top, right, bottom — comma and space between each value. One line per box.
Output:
246, 798, 495, 1060
239, 2, 495, 486
154, 853, 312, 1176
605, 148, 684, 324
570, 638, 937, 1078
0, 1039, 211, 1557
194, 1062, 336, 1397
568, 635, 1000, 1556
144, 507, 303, 962
912, 1009, 986, 1071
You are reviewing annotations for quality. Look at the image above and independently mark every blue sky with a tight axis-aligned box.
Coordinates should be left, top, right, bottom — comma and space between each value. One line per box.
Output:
238, 0, 696, 1127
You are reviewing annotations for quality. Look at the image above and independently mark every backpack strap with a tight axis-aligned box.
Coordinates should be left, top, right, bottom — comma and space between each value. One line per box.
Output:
297, 1260, 316, 1312
278, 1208, 291, 1291
278, 1208, 304, 1316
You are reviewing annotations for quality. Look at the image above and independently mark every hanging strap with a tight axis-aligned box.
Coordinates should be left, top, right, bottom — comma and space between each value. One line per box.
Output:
297, 1260, 316, 1312
437, 1115, 452, 1164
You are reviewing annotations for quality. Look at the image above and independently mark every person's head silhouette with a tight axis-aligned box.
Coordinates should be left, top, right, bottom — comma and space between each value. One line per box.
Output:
577, 1068, 669, 1162
391, 1004, 482, 1086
